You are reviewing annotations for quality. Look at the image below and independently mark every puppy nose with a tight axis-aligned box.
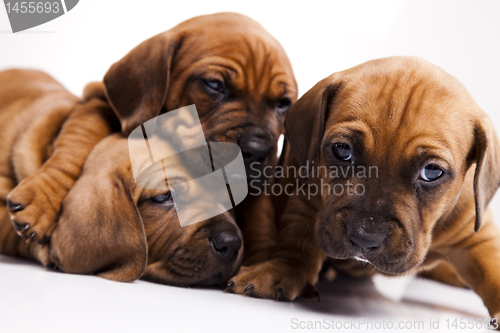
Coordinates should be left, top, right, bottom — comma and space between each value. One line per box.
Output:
239, 139, 271, 164
349, 233, 386, 254
210, 230, 242, 263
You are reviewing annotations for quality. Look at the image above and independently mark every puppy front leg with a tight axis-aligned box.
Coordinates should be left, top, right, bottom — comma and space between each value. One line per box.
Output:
236, 193, 277, 266
6, 98, 113, 245
445, 211, 500, 327
228, 193, 325, 300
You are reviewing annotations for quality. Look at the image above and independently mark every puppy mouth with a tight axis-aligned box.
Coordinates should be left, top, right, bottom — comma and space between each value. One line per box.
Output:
338, 254, 416, 275
186, 272, 230, 288
318, 236, 416, 275
352, 255, 372, 264
154, 255, 240, 288
181, 258, 241, 288
147, 233, 242, 288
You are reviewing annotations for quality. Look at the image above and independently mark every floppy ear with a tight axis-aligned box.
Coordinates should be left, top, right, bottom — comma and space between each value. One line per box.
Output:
50, 161, 147, 282
103, 31, 181, 135
284, 77, 342, 180
471, 112, 500, 232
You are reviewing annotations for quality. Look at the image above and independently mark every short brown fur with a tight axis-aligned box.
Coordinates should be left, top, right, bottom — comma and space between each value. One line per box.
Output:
228, 57, 500, 322
0, 13, 297, 285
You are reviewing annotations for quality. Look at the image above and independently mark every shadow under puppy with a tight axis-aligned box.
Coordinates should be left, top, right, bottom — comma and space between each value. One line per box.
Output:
1, 12, 297, 285
229, 57, 500, 321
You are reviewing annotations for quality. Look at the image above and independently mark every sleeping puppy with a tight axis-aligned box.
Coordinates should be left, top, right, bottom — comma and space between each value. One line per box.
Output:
0, 70, 242, 286
1, 12, 297, 283
228, 57, 500, 322
4, 12, 297, 273
50, 133, 245, 286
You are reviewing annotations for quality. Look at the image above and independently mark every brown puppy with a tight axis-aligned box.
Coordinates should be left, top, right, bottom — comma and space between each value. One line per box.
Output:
228, 57, 500, 321
50, 134, 245, 286
4, 12, 297, 271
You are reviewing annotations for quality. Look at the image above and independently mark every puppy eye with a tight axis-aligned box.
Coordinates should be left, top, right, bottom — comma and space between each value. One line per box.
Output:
150, 192, 173, 204
203, 79, 224, 93
420, 164, 444, 182
275, 98, 291, 113
332, 143, 352, 161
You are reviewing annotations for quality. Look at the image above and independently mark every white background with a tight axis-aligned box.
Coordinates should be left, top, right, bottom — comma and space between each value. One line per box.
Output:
1, 1, 499, 332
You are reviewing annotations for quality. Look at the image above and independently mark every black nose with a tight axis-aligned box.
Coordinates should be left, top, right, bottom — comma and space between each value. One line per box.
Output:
349, 232, 385, 254
239, 139, 271, 165
210, 230, 242, 263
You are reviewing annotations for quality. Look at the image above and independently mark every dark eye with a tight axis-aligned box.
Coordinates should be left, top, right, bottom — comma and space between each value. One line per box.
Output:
203, 79, 224, 93
420, 164, 444, 182
150, 192, 173, 204
275, 98, 291, 113
332, 143, 352, 161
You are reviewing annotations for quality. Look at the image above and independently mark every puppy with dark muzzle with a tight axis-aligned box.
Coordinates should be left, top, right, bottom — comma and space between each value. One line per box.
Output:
228, 57, 500, 322
50, 133, 245, 286
1, 12, 297, 285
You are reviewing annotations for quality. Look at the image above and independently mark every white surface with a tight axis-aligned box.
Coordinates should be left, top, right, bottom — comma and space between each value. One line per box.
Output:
0, 254, 491, 333
1, 1, 499, 332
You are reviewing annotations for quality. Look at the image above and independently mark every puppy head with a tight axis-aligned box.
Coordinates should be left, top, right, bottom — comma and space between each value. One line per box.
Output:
103, 13, 297, 183
286, 57, 500, 274
50, 135, 243, 286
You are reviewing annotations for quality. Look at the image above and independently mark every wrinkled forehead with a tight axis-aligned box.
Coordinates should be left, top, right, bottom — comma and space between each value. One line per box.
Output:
174, 14, 280, 55
325, 66, 475, 165
171, 17, 296, 93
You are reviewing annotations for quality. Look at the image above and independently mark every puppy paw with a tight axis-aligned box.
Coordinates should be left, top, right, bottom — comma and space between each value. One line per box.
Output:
6, 174, 66, 244
225, 259, 316, 301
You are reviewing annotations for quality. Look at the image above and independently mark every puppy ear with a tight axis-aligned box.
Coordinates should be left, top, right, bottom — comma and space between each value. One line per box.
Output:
471, 112, 500, 232
103, 31, 181, 135
284, 77, 342, 180
50, 160, 147, 282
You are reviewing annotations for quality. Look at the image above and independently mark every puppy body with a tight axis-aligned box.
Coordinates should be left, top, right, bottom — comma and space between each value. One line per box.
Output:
0, 69, 113, 264
230, 57, 500, 321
